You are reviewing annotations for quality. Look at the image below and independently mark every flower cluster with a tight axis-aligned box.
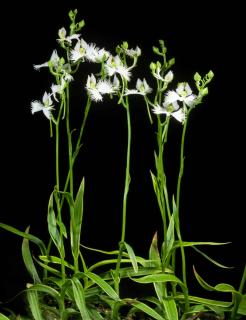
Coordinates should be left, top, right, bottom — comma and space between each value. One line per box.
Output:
31, 24, 204, 127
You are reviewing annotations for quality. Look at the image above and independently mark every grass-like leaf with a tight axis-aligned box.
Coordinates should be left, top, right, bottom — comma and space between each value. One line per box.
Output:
71, 277, 91, 320
132, 273, 186, 292
39, 255, 74, 270
22, 227, 41, 283
163, 298, 179, 320
193, 246, 232, 269
193, 266, 238, 294
0, 314, 10, 320
71, 178, 85, 263
149, 232, 161, 268
131, 300, 164, 320
125, 242, 138, 273
26, 288, 42, 320
0, 223, 46, 255
85, 271, 119, 301
47, 192, 64, 256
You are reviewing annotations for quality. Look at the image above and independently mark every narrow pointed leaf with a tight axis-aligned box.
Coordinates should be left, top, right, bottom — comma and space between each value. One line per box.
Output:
193, 246, 232, 268
71, 277, 91, 320
125, 242, 138, 273
131, 301, 164, 320
0, 223, 46, 255
72, 178, 85, 261
0, 314, 10, 320
26, 289, 42, 320
132, 273, 186, 292
22, 227, 41, 283
47, 193, 64, 256
149, 232, 161, 268
85, 271, 119, 301
163, 298, 178, 320
238, 294, 246, 315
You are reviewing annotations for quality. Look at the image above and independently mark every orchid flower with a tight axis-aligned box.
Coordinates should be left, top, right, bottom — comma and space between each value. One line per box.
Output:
57, 27, 80, 44
31, 92, 54, 120
124, 79, 152, 96
164, 82, 196, 109
152, 103, 185, 123
86, 74, 115, 102
33, 50, 60, 70
105, 55, 131, 81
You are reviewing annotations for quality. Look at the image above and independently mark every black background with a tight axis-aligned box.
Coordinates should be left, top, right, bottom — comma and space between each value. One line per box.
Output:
0, 0, 245, 313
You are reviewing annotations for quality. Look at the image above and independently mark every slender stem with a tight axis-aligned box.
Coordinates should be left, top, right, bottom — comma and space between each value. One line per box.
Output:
55, 101, 66, 282
61, 97, 92, 209
66, 84, 74, 198
175, 108, 191, 311
230, 263, 246, 320
115, 98, 131, 295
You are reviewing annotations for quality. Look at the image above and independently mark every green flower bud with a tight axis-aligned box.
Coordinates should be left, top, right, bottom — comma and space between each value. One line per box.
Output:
201, 87, 208, 96
122, 41, 128, 49
194, 72, 201, 82
150, 62, 156, 71
168, 58, 175, 67
152, 46, 160, 54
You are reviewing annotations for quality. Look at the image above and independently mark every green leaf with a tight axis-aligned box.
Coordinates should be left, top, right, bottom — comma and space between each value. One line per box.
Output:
193, 246, 232, 269
131, 301, 164, 320
132, 273, 186, 292
26, 288, 43, 320
176, 293, 232, 311
0, 314, 10, 320
39, 255, 74, 270
163, 298, 179, 320
162, 206, 176, 264
149, 232, 161, 268
85, 271, 119, 301
238, 294, 246, 315
71, 277, 91, 320
22, 227, 41, 283
193, 266, 238, 294
125, 242, 138, 273
0, 223, 46, 255
71, 178, 85, 261
47, 193, 64, 256
27, 283, 63, 311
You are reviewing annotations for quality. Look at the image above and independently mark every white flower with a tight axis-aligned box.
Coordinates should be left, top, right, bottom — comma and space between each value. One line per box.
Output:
57, 27, 80, 44
112, 75, 120, 91
164, 82, 196, 108
86, 74, 102, 101
86, 74, 116, 101
152, 64, 174, 83
125, 46, 141, 58
96, 79, 114, 94
164, 71, 174, 83
152, 103, 185, 123
51, 78, 66, 101
31, 92, 54, 119
34, 50, 60, 70
124, 78, 152, 96
70, 39, 88, 63
105, 55, 131, 81
85, 44, 109, 63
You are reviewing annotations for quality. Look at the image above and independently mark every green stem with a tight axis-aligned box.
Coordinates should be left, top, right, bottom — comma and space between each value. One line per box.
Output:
61, 97, 92, 209
66, 84, 74, 198
175, 107, 191, 311
230, 263, 246, 320
115, 98, 131, 295
55, 103, 66, 282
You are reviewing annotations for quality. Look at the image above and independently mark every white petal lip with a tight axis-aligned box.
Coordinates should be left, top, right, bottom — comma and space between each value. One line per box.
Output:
87, 89, 103, 101
31, 101, 53, 120
152, 104, 185, 123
